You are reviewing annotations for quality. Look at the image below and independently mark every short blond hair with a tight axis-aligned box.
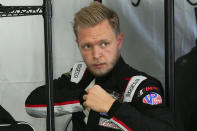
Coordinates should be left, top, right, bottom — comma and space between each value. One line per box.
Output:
73, 2, 120, 38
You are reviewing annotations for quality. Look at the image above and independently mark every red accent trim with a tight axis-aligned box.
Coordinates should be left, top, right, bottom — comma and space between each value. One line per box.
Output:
112, 117, 133, 131
54, 100, 80, 106
124, 77, 132, 92
25, 104, 47, 107
125, 77, 131, 81
25, 100, 80, 108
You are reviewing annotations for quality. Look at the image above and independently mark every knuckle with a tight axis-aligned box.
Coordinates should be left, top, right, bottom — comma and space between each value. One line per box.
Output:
83, 95, 86, 100
94, 85, 100, 89
83, 102, 87, 106
85, 95, 90, 101
85, 101, 89, 106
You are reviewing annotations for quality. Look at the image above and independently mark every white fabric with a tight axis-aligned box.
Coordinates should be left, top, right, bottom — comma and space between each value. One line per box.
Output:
123, 76, 147, 102
0, 0, 196, 131
26, 102, 83, 118
83, 79, 96, 124
71, 62, 87, 83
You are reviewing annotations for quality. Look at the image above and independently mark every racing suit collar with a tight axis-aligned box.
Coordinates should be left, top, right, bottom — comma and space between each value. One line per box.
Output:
94, 56, 125, 86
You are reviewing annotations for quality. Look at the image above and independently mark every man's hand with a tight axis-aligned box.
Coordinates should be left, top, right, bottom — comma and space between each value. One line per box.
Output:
83, 85, 115, 113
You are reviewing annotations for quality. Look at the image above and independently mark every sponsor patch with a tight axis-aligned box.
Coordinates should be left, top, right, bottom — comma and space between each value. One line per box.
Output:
145, 86, 159, 91
142, 92, 162, 105
71, 62, 87, 83
111, 117, 133, 131
138, 86, 159, 97
99, 117, 120, 130
106, 89, 123, 102
138, 88, 145, 97
123, 76, 147, 102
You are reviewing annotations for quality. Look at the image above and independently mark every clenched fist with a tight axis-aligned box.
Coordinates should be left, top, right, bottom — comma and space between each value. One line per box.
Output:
83, 85, 115, 113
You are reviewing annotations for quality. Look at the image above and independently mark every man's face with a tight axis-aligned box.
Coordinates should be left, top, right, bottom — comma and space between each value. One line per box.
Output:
76, 19, 123, 77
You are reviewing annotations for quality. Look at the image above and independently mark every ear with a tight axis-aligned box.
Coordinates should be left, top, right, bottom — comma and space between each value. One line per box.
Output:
117, 32, 123, 49
75, 39, 79, 46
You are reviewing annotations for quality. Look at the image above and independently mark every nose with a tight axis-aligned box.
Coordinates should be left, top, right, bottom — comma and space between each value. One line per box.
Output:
92, 46, 102, 59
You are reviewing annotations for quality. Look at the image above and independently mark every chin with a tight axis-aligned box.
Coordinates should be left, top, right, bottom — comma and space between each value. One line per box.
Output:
90, 68, 111, 77
93, 72, 106, 77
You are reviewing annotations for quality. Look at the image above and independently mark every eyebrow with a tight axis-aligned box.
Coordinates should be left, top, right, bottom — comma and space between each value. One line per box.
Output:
99, 39, 110, 43
80, 39, 110, 45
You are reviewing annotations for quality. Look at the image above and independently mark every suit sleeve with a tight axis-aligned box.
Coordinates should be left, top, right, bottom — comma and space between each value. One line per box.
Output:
107, 77, 175, 131
25, 70, 84, 118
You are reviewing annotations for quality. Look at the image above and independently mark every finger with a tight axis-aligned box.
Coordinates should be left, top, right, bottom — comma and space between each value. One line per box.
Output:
85, 88, 90, 93
94, 84, 100, 88
83, 94, 87, 100
83, 102, 91, 111
86, 107, 91, 112
83, 101, 87, 107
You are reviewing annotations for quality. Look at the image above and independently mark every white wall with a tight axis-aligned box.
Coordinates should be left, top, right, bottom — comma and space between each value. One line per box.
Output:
0, 0, 196, 131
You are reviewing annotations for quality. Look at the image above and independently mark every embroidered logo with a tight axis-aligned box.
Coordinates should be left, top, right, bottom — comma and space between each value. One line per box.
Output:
142, 92, 162, 105
123, 76, 147, 102
125, 78, 140, 97
99, 117, 120, 130
71, 62, 87, 83
74, 64, 82, 78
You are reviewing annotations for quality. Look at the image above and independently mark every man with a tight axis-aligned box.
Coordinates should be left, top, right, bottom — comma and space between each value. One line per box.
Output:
25, 2, 174, 131
175, 44, 197, 131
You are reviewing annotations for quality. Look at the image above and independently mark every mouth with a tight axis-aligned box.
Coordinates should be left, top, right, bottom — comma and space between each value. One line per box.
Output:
93, 63, 105, 69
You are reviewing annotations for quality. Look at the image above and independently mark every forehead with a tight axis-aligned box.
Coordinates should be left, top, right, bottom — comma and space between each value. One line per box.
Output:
77, 20, 116, 44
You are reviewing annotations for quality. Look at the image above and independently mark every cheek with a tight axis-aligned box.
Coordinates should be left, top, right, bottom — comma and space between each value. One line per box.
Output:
81, 51, 92, 62
105, 46, 117, 56
107, 47, 119, 60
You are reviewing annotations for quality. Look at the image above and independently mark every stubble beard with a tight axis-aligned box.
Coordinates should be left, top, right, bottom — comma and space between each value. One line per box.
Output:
87, 52, 120, 77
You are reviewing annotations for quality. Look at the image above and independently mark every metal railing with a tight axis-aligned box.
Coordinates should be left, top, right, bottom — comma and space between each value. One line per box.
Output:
0, 1, 54, 131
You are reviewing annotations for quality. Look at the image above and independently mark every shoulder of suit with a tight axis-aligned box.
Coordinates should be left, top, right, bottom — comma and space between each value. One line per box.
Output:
70, 61, 87, 83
